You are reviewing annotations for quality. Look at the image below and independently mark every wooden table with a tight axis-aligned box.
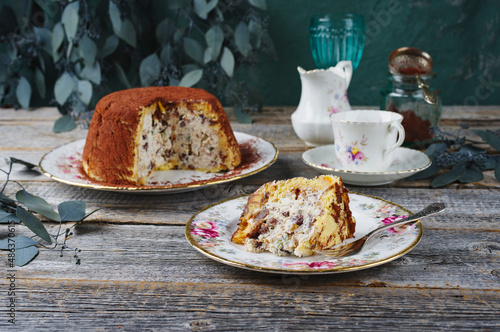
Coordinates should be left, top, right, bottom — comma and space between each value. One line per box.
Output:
0, 106, 499, 330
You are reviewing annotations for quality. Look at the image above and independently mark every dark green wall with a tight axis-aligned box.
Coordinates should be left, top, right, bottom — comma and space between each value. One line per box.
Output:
255, 0, 500, 107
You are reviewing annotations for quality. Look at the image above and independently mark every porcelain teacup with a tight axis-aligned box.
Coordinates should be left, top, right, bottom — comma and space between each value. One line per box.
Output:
330, 110, 405, 172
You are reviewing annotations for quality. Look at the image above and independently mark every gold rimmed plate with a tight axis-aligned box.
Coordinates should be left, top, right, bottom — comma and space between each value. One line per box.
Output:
302, 145, 431, 186
185, 193, 423, 274
39, 132, 278, 194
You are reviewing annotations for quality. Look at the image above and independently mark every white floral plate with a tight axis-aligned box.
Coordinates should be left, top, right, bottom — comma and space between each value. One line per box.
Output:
302, 145, 431, 186
39, 132, 278, 194
186, 193, 422, 274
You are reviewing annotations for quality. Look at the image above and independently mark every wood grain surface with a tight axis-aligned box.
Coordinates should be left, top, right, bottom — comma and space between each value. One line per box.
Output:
0, 107, 498, 331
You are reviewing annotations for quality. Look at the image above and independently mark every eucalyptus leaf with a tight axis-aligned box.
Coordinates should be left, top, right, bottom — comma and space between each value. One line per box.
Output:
220, 47, 234, 77
14, 245, 39, 267
179, 69, 203, 87
10, 157, 37, 169
459, 166, 484, 183
16, 207, 52, 244
58, 201, 86, 222
54, 72, 75, 105
52, 22, 65, 60
16, 190, 60, 221
173, 27, 186, 44
80, 61, 101, 85
0, 193, 17, 208
431, 164, 466, 188
62, 1, 80, 40
235, 22, 251, 57
102, 35, 119, 58
116, 19, 137, 48
182, 64, 200, 73
0, 210, 20, 224
76, 80, 92, 105
205, 25, 224, 60
160, 45, 174, 64
407, 160, 441, 180
139, 53, 161, 86
79, 35, 97, 66
248, 20, 263, 48
109, 1, 136, 47
203, 49, 212, 64
34, 27, 53, 55
248, 0, 267, 10
193, 0, 218, 20
481, 157, 497, 170
16, 76, 31, 109
183, 38, 204, 64
0, 236, 38, 250
108, 1, 122, 32
458, 144, 485, 154
53, 114, 77, 133
473, 129, 500, 151
156, 18, 173, 46
425, 142, 448, 156
35, 67, 46, 98
113, 62, 132, 89
37, 53, 46, 72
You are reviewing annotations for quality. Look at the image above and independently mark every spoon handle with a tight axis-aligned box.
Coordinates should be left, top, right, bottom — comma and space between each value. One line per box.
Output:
364, 202, 446, 242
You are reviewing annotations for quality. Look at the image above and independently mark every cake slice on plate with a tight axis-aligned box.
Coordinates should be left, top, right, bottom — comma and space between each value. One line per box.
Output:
232, 175, 356, 257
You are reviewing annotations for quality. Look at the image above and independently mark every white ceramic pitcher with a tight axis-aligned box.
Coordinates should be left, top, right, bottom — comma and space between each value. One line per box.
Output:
292, 61, 353, 146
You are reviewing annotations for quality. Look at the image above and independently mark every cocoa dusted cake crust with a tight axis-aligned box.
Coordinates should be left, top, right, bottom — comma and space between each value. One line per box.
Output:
82, 86, 241, 185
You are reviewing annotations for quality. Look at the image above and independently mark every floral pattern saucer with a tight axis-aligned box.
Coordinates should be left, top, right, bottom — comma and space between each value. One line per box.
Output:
186, 193, 422, 274
302, 145, 431, 186
39, 132, 278, 194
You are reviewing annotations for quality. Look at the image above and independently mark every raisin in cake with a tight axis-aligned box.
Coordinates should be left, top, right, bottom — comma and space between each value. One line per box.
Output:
231, 175, 356, 257
82, 86, 241, 185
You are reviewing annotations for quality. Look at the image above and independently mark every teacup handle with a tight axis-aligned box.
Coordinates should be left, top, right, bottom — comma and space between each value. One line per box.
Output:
384, 122, 405, 159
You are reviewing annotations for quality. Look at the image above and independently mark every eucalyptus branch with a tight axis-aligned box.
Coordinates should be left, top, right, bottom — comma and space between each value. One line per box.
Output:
0, 0, 276, 130
0, 161, 13, 195
0, 158, 101, 266
409, 125, 500, 187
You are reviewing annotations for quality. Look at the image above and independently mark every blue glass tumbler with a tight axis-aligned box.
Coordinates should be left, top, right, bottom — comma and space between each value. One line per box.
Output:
310, 14, 365, 70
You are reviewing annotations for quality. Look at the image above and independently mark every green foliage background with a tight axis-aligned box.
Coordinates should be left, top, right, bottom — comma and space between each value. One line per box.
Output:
0, 0, 276, 130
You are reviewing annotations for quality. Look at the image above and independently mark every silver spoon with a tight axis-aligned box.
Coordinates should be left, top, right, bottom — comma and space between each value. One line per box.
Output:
320, 202, 446, 257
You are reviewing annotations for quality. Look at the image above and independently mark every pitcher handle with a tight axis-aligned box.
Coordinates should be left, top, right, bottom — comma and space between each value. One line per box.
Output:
384, 122, 405, 159
337, 60, 353, 88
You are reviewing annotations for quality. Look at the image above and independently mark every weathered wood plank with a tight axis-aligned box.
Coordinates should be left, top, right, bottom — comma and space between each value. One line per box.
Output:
0, 122, 87, 149
1, 223, 498, 289
4, 278, 499, 330
0, 107, 61, 121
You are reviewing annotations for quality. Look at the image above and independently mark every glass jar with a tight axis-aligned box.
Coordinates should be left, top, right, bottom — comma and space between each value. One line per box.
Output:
383, 73, 442, 147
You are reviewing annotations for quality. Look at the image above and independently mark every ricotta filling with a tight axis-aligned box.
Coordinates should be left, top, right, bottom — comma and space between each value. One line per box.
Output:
243, 188, 326, 257
136, 103, 224, 183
